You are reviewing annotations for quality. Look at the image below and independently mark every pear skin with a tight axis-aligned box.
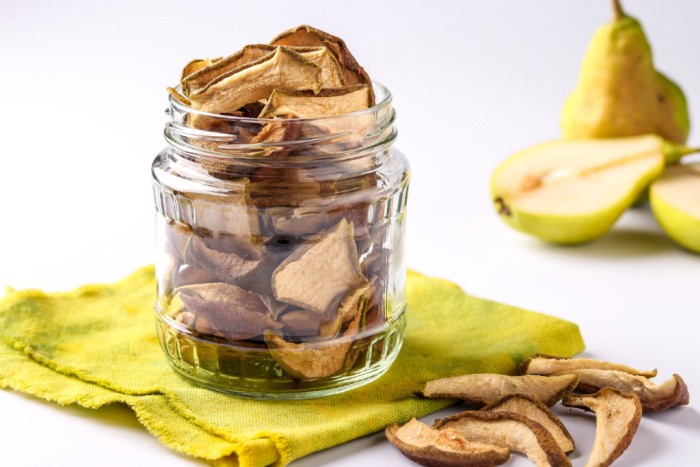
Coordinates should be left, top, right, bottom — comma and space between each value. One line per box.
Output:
561, 0, 690, 144
650, 163, 700, 253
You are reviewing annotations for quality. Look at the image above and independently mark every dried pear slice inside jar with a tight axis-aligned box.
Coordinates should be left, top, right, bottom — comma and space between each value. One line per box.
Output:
434, 411, 571, 467
189, 47, 324, 115
264, 308, 362, 379
521, 354, 657, 378
555, 368, 690, 413
270, 24, 374, 103
259, 85, 372, 119
271, 218, 367, 314
417, 374, 579, 407
317, 283, 370, 339
174, 282, 277, 340
482, 395, 574, 454
562, 388, 642, 467
385, 418, 510, 467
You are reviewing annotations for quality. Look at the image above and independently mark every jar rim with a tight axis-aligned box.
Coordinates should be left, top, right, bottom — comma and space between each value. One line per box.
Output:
168, 81, 393, 124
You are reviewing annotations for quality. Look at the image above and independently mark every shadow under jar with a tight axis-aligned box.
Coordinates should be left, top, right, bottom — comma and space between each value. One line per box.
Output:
152, 82, 409, 399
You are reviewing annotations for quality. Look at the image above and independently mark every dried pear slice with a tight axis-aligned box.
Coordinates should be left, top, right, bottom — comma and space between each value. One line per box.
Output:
521, 354, 657, 378
182, 45, 275, 96
318, 283, 369, 338
562, 388, 642, 467
482, 395, 574, 454
385, 418, 510, 467
554, 368, 690, 412
180, 57, 223, 83
175, 264, 217, 287
184, 236, 278, 296
417, 374, 579, 407
175, 282, 276, 340
184, 235, 260, 284
271, 218, 366, 313
264, 308, 361, 379
189, 47, 324, 115
434, 411, 571, 467
167, 86, 191, 106
270, 25, 374, 104
259, 85, 372, 119
279, 309, 324, 337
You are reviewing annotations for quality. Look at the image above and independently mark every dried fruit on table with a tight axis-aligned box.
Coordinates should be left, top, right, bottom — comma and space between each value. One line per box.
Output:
271, 218, 367, 313
562, 388, 642, 467
270, 24, 374, 104
174, 282, 276, 340
417, 374, 579, 407
482, 395, 574, 454
434, 410, 571, 467
521, 354, 657, 377
557, 368, 689, 412
264, 308, 362, 379
385, 418, 510, 467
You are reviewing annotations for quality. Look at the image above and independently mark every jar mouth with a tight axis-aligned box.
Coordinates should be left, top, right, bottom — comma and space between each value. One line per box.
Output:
164, 81, 397, 163
167, 81, 393, 124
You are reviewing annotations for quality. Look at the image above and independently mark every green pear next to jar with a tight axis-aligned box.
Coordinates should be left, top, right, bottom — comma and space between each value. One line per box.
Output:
491, 135, 698, 244
561, 0, 690, 144
650, 162, 700, 253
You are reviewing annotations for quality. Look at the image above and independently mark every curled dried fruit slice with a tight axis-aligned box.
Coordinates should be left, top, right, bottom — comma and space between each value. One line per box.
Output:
317, 283, 369, 338
270, 25, 374, 103
417, 374, 579, 407
482, 395, 574, 454
265, 308, 361, 379
182, 45, 275, 96
180, 57, 223, 83
434, 411, 571, 467
174, 282, 276, 340
189, 47, 324, 115
557, 368, 689, 412
562, 388, 642, 467
385, 418, 510, 467
259, 85, 372, 119
272, 218, 366, 313
521, 354, 657, 378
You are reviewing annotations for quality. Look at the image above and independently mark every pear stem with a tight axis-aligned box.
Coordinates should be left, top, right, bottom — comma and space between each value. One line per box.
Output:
612, 0, 625, 19
665, 144, 700, 164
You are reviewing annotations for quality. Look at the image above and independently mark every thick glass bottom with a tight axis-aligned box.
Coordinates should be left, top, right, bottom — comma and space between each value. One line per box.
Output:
154, 309, 406, 400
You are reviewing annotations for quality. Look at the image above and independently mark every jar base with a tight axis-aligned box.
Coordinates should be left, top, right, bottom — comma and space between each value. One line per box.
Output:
154, 310, 406, 400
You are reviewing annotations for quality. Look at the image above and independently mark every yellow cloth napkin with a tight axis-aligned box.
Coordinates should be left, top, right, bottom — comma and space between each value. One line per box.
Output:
0, 267, 584, 466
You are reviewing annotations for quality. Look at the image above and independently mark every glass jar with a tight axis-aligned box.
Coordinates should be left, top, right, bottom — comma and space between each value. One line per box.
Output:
152, 82, 409, 399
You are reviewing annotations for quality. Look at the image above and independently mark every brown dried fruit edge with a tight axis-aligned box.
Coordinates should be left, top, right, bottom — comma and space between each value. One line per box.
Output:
387, 355, 689, 466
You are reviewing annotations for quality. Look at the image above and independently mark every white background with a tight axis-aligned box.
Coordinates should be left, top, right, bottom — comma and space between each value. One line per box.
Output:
1, 0, 699, 465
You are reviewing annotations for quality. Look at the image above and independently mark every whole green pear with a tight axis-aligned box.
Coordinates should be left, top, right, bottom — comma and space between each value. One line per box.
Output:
561, 0, 690, 144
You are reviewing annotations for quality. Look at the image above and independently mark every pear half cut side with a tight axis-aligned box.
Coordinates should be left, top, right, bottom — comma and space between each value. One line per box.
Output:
491, 135, 668, 244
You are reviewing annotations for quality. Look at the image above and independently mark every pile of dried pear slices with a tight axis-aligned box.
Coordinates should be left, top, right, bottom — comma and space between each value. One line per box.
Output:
387, 355, 689, 466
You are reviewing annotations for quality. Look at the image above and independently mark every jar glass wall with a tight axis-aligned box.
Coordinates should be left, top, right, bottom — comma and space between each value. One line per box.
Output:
152, 83, 409, 399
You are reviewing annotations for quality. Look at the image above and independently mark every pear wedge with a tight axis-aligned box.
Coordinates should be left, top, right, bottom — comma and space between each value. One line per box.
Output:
650, 162, 700, 253
491, 135, 693, 244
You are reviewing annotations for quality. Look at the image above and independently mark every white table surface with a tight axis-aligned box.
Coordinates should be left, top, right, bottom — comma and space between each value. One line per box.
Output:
2, 0, 699, 465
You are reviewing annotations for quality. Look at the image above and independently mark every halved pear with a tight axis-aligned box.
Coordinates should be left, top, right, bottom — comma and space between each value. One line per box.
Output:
650, 162, 700, 253
491, 135, 680, 244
